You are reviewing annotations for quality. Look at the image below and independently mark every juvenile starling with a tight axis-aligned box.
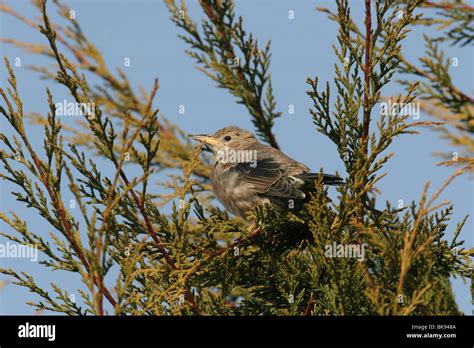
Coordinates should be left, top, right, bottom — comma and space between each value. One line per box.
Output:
191, 126, 343, 218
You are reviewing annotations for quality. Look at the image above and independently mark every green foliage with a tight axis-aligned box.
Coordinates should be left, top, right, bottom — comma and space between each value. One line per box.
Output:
0, 0, 472, 316
319, 0, 474, 168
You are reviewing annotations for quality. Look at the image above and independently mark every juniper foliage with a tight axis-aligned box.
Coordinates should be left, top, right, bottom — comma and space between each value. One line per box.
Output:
318, 0, 474, 168
0, 0, 472, 315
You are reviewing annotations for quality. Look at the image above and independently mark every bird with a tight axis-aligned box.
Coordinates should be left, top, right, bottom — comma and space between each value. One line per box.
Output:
190, 126, 343, 218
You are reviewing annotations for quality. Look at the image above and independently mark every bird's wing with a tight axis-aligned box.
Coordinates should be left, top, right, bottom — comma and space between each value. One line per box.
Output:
236, 156, 306, 199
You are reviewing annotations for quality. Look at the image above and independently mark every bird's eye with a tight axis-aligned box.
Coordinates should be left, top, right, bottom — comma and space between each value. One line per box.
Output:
223, 135, 232, 141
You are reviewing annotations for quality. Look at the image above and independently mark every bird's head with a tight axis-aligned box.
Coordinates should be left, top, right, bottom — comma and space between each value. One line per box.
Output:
190, 126, 256, 154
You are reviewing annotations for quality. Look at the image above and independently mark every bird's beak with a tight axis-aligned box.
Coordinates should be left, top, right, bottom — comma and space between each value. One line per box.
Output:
189, 134, 223, 147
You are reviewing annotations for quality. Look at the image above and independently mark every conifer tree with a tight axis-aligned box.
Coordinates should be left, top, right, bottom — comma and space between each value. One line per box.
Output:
0, 0, 472, 315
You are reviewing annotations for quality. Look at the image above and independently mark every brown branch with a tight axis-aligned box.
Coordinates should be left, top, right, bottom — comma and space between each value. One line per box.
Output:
303, 293, 315, 316
95, 236, 104, 316
15, 124, 117, 309
362, 0, 372, 155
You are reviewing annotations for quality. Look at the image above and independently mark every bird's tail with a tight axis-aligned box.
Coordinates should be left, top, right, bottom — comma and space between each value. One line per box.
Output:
298, 173, 344, 186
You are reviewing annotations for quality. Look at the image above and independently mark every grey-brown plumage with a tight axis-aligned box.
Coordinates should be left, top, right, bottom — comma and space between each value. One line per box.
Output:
191, 126, 343, 218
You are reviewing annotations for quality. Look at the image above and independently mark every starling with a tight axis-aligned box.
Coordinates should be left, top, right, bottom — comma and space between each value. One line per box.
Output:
191, 126, 343, 218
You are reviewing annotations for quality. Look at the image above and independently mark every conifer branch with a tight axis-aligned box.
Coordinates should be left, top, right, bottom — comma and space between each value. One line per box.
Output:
392, 164, 471, 315
0, 1, 212, 186
317, 1, 473, 170
37, 0, 202, 315
0, 59, 118, 310
165, 0, 282, 149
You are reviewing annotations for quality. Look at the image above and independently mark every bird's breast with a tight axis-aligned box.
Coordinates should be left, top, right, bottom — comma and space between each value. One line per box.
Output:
211, 165, 263, 217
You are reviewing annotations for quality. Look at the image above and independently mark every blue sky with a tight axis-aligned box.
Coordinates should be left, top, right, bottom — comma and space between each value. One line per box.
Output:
0, 0, 472, 314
